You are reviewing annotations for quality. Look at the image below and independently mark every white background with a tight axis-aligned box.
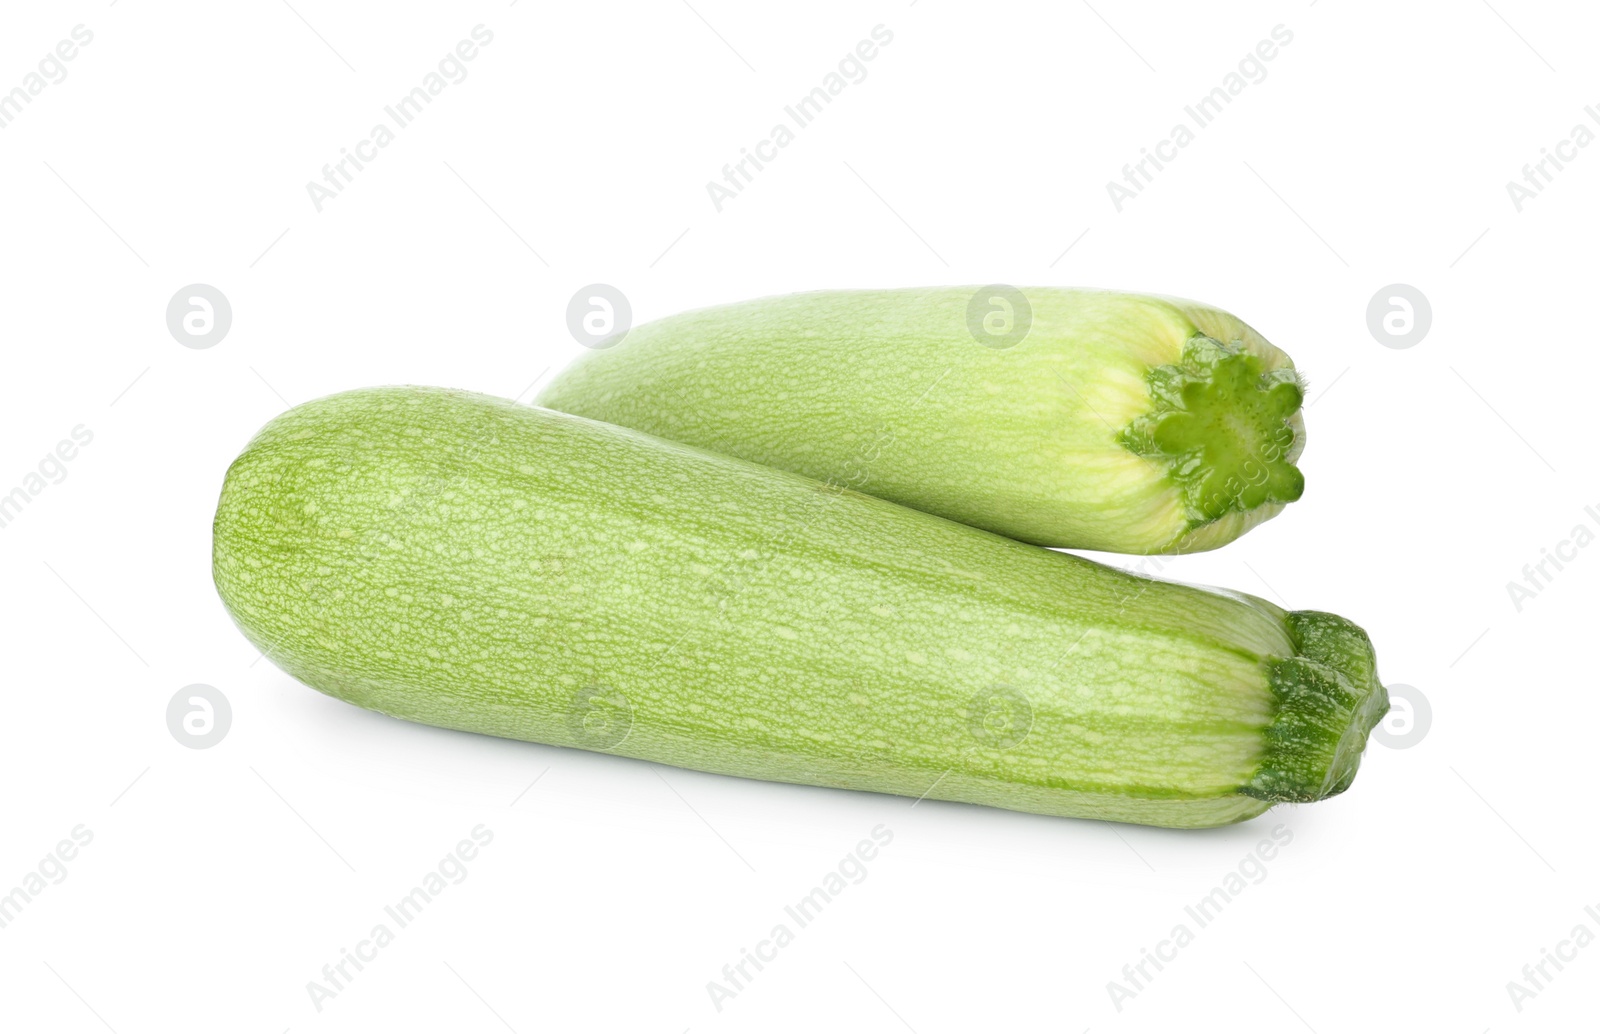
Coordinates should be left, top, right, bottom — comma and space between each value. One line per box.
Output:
0, 1, 1593, 1030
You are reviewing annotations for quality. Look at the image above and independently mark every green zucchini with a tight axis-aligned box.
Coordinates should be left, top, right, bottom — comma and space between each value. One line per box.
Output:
212, 386, 1384, 829
537, 287, 1306, 554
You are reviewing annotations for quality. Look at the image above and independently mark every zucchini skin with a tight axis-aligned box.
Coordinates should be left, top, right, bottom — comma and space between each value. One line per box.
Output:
212, 387, 1383, 829
536, 288, 1307, 555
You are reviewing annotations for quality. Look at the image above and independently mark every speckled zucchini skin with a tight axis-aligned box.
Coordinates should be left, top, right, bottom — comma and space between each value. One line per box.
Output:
212, 386, 1383, 829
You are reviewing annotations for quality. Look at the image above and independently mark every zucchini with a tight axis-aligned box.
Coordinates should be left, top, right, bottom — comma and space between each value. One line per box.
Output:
212, 386, 1385, 829
537, 287, 1306, 554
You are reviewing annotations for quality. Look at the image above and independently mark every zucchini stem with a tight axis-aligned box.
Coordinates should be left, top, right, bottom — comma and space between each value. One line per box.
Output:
1119, 335, 1306, 536
1242, 611, 1389, 803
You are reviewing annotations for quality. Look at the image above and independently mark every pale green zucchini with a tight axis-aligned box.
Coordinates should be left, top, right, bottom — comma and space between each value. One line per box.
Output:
212, 386, 1384, 829
537, 287, 1306, 554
